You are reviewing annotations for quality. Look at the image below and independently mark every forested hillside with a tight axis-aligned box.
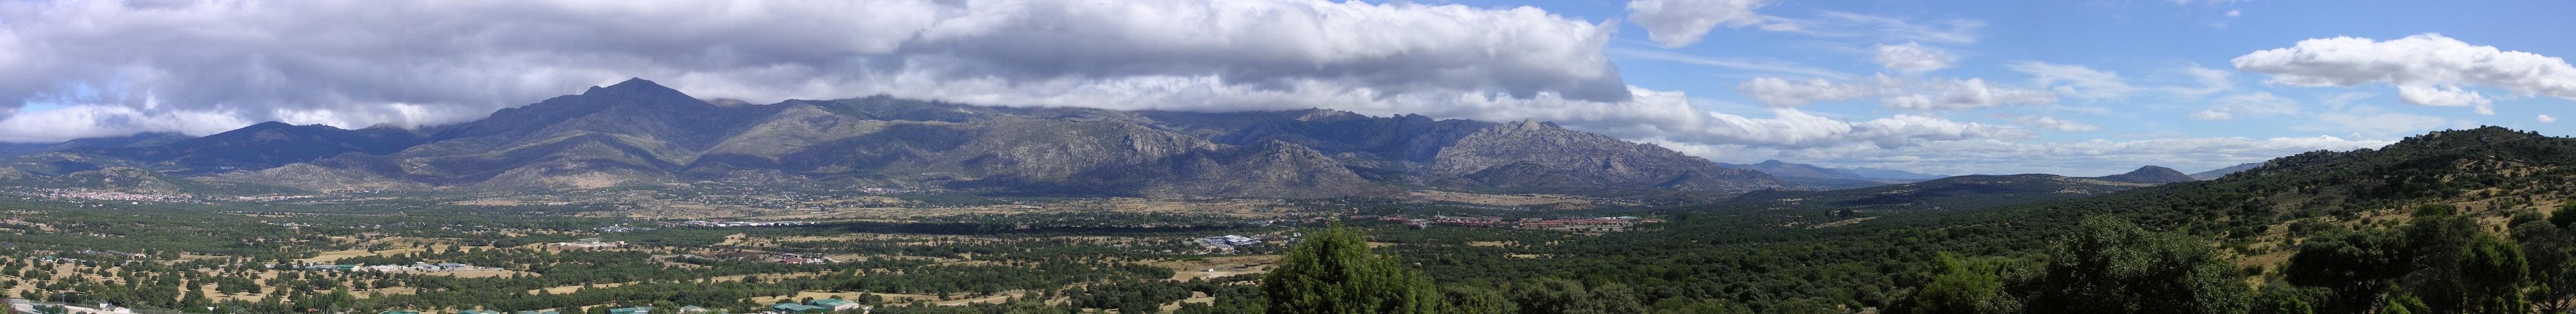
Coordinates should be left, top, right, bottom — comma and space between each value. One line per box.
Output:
1876, 126, 2576, 313
1254, 126, 2576, 313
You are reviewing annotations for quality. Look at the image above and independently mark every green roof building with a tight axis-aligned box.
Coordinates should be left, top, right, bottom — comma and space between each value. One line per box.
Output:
809, 298, 866, 311
608, 307, 653, 314
515, 311, 563, 314
770, 303, 827, 313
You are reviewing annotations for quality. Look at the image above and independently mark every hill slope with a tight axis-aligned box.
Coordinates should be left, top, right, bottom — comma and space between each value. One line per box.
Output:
2086, 165, 2195, 184
14, 78, 1801, 198
1718, 160, 1945, 189
2187, 161, 2265, 180
1725, 174, 2153, 211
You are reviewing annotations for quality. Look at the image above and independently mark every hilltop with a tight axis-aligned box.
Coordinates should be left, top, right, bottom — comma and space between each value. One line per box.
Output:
1, 78, 1801, 199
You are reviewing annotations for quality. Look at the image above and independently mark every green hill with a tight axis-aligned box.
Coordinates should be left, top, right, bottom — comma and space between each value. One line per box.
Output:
1726, 174, 2151, 211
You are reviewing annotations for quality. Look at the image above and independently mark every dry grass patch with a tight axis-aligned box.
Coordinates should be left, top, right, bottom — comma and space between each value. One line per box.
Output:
1148, 255, 1280, 281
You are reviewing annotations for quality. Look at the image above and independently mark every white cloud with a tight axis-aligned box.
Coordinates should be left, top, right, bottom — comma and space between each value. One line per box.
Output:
2189, 92, 2298, 120
1874, 42, 1957, 73
2170, 0, 2252, 6
1881, 78, 2058, 110
1436, 87, 2029, 150
0, 105, 253, 142
0, 0, 1633, 142
1657, 134, 2392, 176
2543, 114, 2559, 123
1625, 0, 1770, 48
2393, 84, 2494, 114
1761, 11, 1982, 45
931, 82, 2030, 153
1737, 74, 2056, 109
2188, 110, 2233, 121
2014, 116, 2103, 132
1738, 77, 1872, 107
1607, 48, 1850, 79
2291, 105, 2450, 138
1686, 108, 2033, 148
2008, 61, 2140, 100
2165, 65, 2235, 98
2226, 10, 2242, 17
2318, 92, 2375, 110
2233, 33, 2576, 113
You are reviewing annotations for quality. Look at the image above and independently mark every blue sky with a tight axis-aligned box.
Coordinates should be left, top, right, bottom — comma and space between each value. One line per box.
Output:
1492, 0, 2575, 174
1583, 0, 2574, 139
0, 0, 2569, 176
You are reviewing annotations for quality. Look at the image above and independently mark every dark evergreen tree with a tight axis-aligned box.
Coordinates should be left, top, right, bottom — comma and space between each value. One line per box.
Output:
1260, 222, 1437, 314
2022, 216, 2248, 313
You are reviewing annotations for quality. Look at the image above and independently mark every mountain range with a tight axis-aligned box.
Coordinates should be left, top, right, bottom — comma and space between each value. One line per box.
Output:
2, 78, 1821, 199
1723, 165, 2194, 211
0, 132, 190, 158
1716, 160, 1949, 189
1716, 160, 1946, 180
2187, 162, 2265, 180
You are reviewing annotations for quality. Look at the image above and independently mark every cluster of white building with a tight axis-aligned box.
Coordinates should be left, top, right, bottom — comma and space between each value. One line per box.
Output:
6, 299, 144, 314
1193, 235, 1263, 253
282, 262, 495, 272
551, 238, 626, 249
8, 188, 194, 203
356, 262, 500, 272
677, 220, 810, 227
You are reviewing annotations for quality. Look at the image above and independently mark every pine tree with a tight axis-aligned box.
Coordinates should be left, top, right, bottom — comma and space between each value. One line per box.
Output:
1260, 222, 1437, 314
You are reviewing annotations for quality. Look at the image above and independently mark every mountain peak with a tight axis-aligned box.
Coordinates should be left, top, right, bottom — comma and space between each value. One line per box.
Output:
2089, 165, 2194, 184
1509, 118, 1552, 131
608, 77, 659, 89
585, 77, 687, 97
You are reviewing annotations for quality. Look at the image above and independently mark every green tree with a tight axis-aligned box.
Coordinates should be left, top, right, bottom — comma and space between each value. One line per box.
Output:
2249, 285, 2331, 314
2456, 233, 2527, 314
2404, 215, 2485, 313
2551, 202, 2576, 228
1260, 222, 1437, 314
1437, 284, 1516, 313
2022, 216, 2249, 313
2516, 220, 2576, 312
1507, 277, 1586, 314
2283, 227, 2410, 312
1645, 298, 1751, 314
2382, 294, 2430, 314
1903, 252, 2018, 314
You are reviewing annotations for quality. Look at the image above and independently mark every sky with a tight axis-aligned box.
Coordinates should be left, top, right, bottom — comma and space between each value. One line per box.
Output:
0, 0, 2570, 176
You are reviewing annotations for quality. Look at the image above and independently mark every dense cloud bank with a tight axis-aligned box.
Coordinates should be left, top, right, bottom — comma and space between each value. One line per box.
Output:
0, 0, 1629, 140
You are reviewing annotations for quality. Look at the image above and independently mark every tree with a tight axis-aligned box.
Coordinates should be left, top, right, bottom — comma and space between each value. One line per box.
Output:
1507, 277, 1613, 314
2283, 227, 2410, 312
2455, 233, 2527, 314
2021, 216, 2249, 313
2516, 220, 2576, 312
2403, 215, 2486, 313
1437, 284, 1516, 313
2551, 202, 2576, 228
1260, 222, 1437, 314
1646, 298, 1751, 314
1903, 252, 2017, 314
